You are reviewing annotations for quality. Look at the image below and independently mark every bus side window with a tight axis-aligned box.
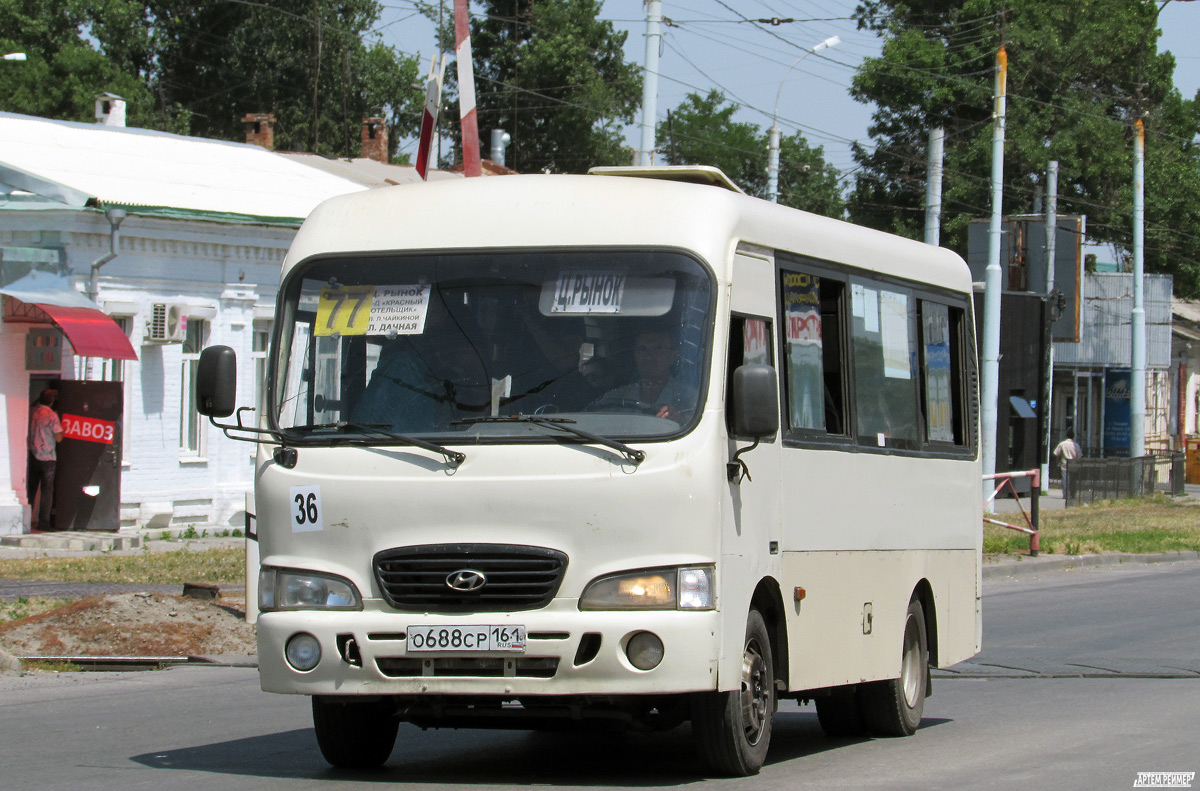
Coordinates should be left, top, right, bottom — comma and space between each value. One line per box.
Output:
780, 270, 847, 437
851, 282, 921, 450
726, 316, 774, 436
920, 300, 970, 447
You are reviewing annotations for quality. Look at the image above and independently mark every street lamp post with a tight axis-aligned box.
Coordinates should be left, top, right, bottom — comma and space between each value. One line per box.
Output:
3, 53, 27, 61
767, 36, 839, 204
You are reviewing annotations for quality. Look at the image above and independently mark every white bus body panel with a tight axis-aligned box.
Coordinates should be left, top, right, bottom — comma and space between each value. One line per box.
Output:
256, 173, 982, 699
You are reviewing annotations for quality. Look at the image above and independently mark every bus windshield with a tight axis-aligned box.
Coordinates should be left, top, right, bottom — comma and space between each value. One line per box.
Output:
272, 249, 715, 442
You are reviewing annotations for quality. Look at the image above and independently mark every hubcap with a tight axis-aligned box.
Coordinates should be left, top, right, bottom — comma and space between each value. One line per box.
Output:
740, 637, 770, 744
900, 612, 923, 708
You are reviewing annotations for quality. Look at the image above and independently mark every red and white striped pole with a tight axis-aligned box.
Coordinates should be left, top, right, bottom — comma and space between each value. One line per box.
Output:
415, 55, 444, 181
453, 0, 482, 177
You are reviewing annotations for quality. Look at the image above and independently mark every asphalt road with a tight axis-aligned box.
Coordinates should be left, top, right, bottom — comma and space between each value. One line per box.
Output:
2, 561, 1197, 791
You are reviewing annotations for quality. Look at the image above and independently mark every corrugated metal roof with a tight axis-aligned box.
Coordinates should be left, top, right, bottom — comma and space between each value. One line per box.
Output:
0, 112, 366, 222
1053, 272, 1173, 368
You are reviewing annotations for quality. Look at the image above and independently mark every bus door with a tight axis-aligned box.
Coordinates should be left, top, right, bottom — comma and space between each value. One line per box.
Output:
727, 252, 783, 575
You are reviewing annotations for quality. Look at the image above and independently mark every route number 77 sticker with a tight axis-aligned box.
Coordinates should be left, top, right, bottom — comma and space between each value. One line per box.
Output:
316, 286, 374, 336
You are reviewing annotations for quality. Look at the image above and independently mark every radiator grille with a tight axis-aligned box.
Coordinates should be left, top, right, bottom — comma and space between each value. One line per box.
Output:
373, 544, 567, 612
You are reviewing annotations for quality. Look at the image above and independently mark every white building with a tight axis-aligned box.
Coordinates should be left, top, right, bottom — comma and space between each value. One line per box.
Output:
0, 108, 369, 535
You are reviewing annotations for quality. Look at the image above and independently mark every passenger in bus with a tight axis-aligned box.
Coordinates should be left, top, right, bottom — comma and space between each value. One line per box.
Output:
355, 336, 451, 432
595, 328, 696, 420
355, 303, 482, 431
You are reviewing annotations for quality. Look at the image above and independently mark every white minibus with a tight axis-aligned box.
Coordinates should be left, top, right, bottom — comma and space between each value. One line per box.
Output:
197, 166, 981, 776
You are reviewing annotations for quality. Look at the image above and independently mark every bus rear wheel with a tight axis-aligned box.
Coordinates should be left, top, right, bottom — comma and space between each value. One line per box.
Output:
692, 608, 774, 776
860, 599, 928, 736
312, 696, 399, 768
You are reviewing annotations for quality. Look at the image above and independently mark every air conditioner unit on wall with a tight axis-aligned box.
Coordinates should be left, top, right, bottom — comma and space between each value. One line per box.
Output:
145, 303, 188, 343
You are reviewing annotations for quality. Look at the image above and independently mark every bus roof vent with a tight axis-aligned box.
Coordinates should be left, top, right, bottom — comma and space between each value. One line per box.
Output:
587, 165, 745, 194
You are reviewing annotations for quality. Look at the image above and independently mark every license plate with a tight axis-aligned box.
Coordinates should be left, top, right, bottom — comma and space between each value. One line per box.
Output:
406, 625, 526, 654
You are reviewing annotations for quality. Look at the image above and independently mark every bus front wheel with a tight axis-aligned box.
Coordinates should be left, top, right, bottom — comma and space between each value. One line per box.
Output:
692, 608, 774, 776
312, 696, 399, 768
859, 599, 928, 736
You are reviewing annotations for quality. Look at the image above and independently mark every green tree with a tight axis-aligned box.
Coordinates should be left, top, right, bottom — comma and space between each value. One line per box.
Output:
848, 0, 1200, 296
659, 90, 845, 218
146, 0, 421, 156
458, 0, 641, 173
0, 0, 155, 124
1, 0, 421, 156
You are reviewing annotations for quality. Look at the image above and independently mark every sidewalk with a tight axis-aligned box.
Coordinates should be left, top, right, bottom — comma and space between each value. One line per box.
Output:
0, 527, 244, 559
982, 549, 1200, 579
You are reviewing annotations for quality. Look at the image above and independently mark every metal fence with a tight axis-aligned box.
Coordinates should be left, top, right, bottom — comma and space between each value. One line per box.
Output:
1064, 451, 1186, 506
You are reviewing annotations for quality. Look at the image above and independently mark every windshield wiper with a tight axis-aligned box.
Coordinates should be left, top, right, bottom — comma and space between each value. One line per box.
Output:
454, 415, 645, 466
287, 422, 465, 467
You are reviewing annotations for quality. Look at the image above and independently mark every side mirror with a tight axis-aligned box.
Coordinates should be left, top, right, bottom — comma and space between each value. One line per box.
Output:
731, 364, 779, 439
197, 345, 238, 418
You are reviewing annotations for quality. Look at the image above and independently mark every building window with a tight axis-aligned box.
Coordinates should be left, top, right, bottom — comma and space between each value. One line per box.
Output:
252, 321, 272, 421
181, 319, 208, 456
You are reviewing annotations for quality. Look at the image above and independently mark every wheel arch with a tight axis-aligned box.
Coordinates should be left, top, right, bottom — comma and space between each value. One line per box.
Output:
910, 578, 939, 668
750, 576, 789, 690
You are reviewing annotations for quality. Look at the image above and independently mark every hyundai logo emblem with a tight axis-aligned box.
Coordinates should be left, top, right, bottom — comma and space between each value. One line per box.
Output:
446, 569, 488, 592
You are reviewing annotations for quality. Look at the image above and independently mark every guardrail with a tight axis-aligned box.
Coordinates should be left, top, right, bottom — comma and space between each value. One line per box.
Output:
983, 468, 1041, 556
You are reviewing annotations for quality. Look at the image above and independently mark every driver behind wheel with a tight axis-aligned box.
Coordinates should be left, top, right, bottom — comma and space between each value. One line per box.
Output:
595, 328, 696, 420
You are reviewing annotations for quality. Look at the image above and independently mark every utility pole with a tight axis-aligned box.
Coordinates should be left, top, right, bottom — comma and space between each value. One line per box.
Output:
981, 46, 1008, 498
638, 1, 662, 166
1041, 160, 1058, 493
1131, 118, 1147, 457
924, 127, 945, 245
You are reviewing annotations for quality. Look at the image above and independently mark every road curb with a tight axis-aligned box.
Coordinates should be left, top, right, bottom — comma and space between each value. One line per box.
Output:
982, 550, 1200, 579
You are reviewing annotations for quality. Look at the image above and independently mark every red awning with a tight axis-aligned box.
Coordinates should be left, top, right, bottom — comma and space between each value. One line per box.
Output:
2, 270, 138, 361
33, 302, 138, 360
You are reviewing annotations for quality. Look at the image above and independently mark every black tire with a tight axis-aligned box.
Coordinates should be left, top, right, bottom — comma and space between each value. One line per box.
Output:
312, 696, 399, 769
860, 599, 928, 737
692, 609, 774, 776
815, 687, 868, 738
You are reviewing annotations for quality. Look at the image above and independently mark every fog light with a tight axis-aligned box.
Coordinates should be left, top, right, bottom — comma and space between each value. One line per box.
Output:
625, 631, 664, 671
285, 632, 322, 671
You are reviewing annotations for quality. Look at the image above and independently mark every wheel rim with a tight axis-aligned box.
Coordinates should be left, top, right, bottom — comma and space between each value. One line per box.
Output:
900, 612, 923, 708
740, 637, 770, 745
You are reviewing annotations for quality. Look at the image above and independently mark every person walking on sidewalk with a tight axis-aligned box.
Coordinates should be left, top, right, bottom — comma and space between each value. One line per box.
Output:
1054, 432, 1082, 496
27, 388, 63, 531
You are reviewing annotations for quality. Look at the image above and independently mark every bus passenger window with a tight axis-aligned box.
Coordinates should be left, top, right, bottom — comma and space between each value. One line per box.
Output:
851, 283, 920, 449
781, 271, 846, 435
920, 301, 968, 446
920, 302, 955, 443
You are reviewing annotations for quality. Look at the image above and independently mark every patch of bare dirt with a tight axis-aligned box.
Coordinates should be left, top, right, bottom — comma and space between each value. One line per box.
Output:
0, 592, 256, 658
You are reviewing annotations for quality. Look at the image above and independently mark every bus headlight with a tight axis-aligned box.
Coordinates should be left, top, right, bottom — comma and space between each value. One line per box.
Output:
259, 567, 363, 612
579, 565, 714, 611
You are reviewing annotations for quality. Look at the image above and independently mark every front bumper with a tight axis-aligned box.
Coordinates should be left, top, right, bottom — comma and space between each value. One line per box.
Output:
257, 599, 721, 697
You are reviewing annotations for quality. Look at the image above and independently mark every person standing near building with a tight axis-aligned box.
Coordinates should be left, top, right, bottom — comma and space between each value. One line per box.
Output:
1054, 431, 1082, 496
27, 388, 63, 531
